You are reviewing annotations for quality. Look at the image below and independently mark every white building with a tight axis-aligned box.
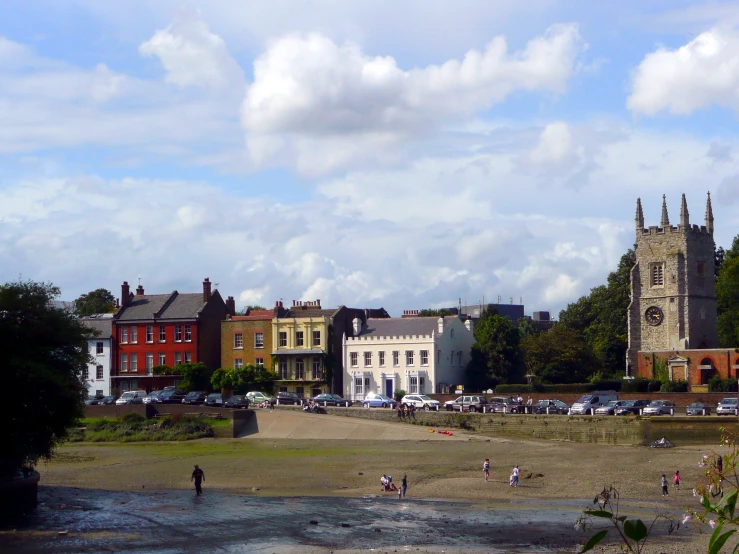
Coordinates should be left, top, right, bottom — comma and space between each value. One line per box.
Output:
81, 314, 113, 397
342, 315, 475, 401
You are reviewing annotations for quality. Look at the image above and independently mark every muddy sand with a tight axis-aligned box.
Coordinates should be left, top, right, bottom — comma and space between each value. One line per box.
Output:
1, 413, 730, 553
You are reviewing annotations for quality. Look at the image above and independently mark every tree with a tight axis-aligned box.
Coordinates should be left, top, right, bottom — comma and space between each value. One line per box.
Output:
176, 362, 210, 392
465, 306, 521, 389
74, 288, 116, 317
522, 324, 597, 384
242, 305, 267, 313
0, 280, 90, 477
418, 308, 457, 317
717, 254, 739, 348
211, 364, 278, 394
516, 317, 541, 340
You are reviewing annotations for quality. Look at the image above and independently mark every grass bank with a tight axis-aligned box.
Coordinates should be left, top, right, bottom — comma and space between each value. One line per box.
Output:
69, 413, 216, 442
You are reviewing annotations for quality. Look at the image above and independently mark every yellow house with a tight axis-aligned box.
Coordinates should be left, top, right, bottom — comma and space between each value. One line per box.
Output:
272, 301, 331, 398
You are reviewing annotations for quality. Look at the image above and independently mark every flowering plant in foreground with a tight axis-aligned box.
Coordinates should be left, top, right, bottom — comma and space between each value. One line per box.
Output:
578, 427, 739, 554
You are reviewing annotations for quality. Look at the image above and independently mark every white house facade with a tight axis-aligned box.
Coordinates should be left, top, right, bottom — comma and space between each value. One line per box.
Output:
342, 315, 475, 401
81, 315, 113, 397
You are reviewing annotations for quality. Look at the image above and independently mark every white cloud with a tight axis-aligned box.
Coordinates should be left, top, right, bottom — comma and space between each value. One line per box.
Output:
628, 28, 739, 115
138, 6, 244, 88
242, 25, 585, 173
527, 121, 574, 164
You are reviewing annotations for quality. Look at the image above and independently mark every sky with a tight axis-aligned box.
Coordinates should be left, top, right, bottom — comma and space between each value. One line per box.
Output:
2, 0, 739, 317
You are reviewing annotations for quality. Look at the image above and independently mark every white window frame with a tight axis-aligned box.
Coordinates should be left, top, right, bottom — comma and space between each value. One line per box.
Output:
296, 358, 304, 380
158, 352, 166, 366
121, 327, 128, 343
409, 375, 418, 394
146, 353, 154, 371
420, 350, 428, 366
279, 332, 287, 347
234, 333, 244, 349
234, 358, 243, 369
130, 326, 138, 344
158, 325, 166, 342
175, 325, 182, 342
312, 330, 321, 346
406, 350, 414, 366
255, 332, 264, 348
379, 351, 385, 367
174, 352, 182, 366
312, 357, 322, 379
364, 351, 372, 367
96, 342, 104, 355
279, 360, 288, 379
296, 331, 304, 346
392, 351, 399, 367
350, 352, 358, 367
255, 357, 264, 367
130, 353, 138, 371
96, 365, 104, 380
146, 325, 154, 343
121, 353, 128, 372
184, 324, 192, 342
184, 352, 192, 363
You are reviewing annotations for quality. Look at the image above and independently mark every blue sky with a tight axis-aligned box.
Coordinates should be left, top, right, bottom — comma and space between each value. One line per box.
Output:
2, 0, 739, 316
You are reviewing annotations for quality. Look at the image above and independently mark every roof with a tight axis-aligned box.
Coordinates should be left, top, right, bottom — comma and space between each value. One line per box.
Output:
272, 348, 325, 356
282, 308, 337, 318
115, 292, 205, 321
230, 310, 274, 321
80, 316, 113, 337
357, 317, 449, 338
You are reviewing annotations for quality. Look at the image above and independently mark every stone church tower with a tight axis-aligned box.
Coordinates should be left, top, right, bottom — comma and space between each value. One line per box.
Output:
626, 193, 717, 375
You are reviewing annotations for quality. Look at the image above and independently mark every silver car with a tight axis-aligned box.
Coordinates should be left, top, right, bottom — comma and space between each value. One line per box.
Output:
717, 398, 738, 416
641, 400, 675, 416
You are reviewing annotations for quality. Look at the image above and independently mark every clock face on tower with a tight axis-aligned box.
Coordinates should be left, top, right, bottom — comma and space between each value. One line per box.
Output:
645, 306, 664, 326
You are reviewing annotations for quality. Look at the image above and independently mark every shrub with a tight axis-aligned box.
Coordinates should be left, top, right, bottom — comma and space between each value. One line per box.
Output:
590, 379, 622, 392
659, 379, 689, 393
394, 389, 406, 402
647, 379, 662, 392
708, 376, 739, 393
621, 378, 662, 393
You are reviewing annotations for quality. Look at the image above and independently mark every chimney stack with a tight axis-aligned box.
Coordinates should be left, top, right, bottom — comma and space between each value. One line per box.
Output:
226, 295, 236, 316
202, 278, 211, 302
135, 283, 144, 296
352, 317, 362, 336
121, 282, 130, 307
115, 298, 120, 309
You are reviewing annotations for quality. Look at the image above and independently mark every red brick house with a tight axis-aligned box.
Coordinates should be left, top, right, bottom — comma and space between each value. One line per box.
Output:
111, 278, 233, 392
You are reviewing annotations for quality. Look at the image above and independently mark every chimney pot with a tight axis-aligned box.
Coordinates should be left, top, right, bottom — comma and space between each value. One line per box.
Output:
135, 284, 144, 296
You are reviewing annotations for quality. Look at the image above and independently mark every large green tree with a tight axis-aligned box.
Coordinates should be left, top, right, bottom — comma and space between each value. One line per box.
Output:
465, 307, 521, 389
717, 234, 739, 347
558, 249, 635, 377
521, 324, 598, 384
74, 288, 116, 317
211, 364, 277, 394
0, 281, 90, 477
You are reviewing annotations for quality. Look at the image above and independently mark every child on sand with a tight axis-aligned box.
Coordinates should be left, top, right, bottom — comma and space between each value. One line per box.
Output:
661, 474, 669, 497
483, 459, 490, 482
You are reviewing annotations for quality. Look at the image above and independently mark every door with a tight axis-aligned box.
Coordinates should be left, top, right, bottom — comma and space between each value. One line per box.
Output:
385, 379, 393, 398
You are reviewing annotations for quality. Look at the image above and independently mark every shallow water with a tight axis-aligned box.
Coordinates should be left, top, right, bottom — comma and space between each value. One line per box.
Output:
0, 486, 669, 553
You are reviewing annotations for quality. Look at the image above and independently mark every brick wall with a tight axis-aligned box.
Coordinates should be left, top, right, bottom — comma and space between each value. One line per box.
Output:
220, 318, 273, 370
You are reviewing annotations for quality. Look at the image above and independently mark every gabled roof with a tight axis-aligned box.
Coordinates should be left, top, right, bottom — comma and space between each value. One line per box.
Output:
358, 317, 451, 338
115, 292, 208, 321
80, 315, 113, 337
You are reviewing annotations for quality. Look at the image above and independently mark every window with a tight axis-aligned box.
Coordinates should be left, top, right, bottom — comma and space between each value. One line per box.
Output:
255, 332, 264, 348
279, 360, 288, 379
159, 325, 166, 342
121, 354, 128, 372
379, 351, 385, 367
96, 342, 104, 355
158, 352, 166, 366
234, 333, 243, 349
652, 264, 664, 286
312, 357, 322, 379
83, 367, 89, 380
393, 351, 399, 366
350, 352, 358, 367
130, 353, 138, 371
255, 357, 264, 367
296, 331, 304, 346
312, 330, 321, 346
184, 324, 192, 342
146, 326, 154, 343
96, 366, 104, 380
234, 358, 243, 369
457, 351, 462, 366
364, 352, 372, 367
419, 376, 425, 394
174, 352, 182, 367
175, 325, 182, 342
406, 350, 414, 366
279, 332, 287, 347
409, 375, 418, 394
121, 327, 128, 343
130, 326, 138, 343
420, 350, 428, 366
355, 377, 364, 397
296, 359, 304, 379
184, 352, 192, 363
146, 353, 154, 370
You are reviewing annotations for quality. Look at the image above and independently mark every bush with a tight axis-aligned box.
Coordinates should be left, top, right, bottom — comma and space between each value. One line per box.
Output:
708, 376, 739, 393
621, 378, 663, 393
659, 379, 689, 393
590, 379, 622, 392
70, 414, 214, 442
647, 379, 663, 392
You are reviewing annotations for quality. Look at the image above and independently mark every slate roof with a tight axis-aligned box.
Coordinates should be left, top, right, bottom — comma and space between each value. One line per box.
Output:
115, 292, 206, 321
80, 315, 113, 337
358, 317, 449, 338
283, 308, 337, 318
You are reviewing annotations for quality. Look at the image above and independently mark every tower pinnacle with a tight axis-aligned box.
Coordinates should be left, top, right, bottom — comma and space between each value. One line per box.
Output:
679, 193, 690, 227
705, 191, 714, 234
660, 194, 670, 227
635, 198, 644, 231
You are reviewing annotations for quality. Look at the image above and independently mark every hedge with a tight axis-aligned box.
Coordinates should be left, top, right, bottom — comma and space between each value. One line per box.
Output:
621, 378, 663, 393
495, 383, 610, 395
659, 379, 689, 393
494, 379, 675, 394
708, 376, 739, 393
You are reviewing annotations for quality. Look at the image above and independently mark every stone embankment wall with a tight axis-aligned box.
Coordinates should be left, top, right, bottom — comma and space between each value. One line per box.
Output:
429, 392, 735, 407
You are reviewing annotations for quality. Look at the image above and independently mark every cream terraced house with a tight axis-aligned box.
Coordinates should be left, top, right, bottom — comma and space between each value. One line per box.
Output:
342, 315, 475, 401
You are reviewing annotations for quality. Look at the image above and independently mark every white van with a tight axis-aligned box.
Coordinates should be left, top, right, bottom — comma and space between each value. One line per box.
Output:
115, 390, 147, 405
569, 391, 618, 415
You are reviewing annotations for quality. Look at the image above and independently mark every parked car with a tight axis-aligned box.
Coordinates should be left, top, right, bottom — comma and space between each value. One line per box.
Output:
115, 390, 146, 405
569, 391, 618, 415
224, 395, 250, 409
275, 391, 304, 405
400, 395, 440, 411
614, 399, 650, 416
443, 395, 488, 412
86, 394, 106, 405
594, 400, 625, 415
246, 391, 274, 405
158, 390, 186, 404
488, 396, 524, 414
642, 400, 676, 416
362, 393, 397, 409
312, 393, 353, 407
182, 391, 208, 405
204, 393, 224, 407
686, 402, 712, 416
101, 395, 117, 405
533, 399, 569, 414
142, 391, 163, 404
717, 398, 739, 416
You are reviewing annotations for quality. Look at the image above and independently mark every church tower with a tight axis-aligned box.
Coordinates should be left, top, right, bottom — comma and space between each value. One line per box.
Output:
626, 193, 717, 375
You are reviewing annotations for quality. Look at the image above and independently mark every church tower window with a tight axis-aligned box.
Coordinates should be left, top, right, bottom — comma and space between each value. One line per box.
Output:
651, 264, 664, 286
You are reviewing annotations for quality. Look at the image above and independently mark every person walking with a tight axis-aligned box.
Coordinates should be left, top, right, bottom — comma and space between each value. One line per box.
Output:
483, 459, 490, 482
673, 470, 680, 490
512, 465, 519, 488
191, 464, 205, 496
661, 474, 669, 497
401, 473, 408, 498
